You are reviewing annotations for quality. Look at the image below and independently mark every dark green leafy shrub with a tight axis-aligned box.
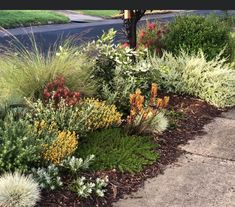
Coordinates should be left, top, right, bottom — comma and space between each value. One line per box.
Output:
76, 128, 159, 173
82, 29, 149, 114
165, 15, 234, 61
100, 59, 159, 114
93, 54, 116, 91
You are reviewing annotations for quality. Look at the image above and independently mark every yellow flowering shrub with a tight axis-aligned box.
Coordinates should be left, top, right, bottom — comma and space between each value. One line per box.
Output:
31, 117, 78, 165
43, 131, 78, 164
78, 98, 122, 132
34, 120, 58, 135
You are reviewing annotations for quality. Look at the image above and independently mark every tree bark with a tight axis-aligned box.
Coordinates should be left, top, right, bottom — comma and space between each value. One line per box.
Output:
123, 10, 146, 50
129, 20, 137, 49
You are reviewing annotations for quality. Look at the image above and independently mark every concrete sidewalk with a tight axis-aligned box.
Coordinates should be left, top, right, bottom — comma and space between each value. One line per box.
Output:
53, 10, 104, 22
114, 109, 235, 207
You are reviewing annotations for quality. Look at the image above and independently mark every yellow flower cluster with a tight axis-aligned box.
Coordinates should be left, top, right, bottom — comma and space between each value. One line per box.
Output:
43, 131, 78, 164
34, 120, 58, 135
79, 98, 122, 131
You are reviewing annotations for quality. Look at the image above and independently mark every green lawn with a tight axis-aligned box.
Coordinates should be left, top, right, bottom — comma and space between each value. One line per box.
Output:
0, 10, 70, 29
77, 10, 119, 18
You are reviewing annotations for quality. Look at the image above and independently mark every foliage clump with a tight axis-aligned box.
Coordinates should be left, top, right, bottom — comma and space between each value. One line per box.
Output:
70, 176, 108, 198
32, 164, 63, 190
0, 111, 42, 173
78, 98, 122, 132
0, 41, 96, 108
26, 96, 122, 135
150, 50, 235, 107
43, 76, 80, 107
137, 21, 167, 55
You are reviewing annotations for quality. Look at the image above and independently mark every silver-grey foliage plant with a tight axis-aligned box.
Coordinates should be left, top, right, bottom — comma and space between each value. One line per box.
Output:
70, 176, 109, 198
32, 164, 63, 190
60, 155, 95, 175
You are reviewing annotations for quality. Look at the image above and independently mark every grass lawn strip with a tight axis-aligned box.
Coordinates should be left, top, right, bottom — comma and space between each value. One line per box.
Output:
77, 10, 173, 18
0, 10, 69, 29
77, 10, 119, 18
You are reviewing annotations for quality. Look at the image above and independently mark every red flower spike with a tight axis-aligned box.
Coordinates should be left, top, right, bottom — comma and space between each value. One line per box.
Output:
140, 30, 145, 38
147, 22, 156, 30
156, 47, 161, 54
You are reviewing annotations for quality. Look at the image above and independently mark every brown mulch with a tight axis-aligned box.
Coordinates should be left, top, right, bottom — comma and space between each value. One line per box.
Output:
36, 93, 226, 207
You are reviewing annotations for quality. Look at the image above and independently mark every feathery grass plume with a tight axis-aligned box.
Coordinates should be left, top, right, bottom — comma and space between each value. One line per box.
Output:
0, 172, 40, 207
0, 29, 96, 108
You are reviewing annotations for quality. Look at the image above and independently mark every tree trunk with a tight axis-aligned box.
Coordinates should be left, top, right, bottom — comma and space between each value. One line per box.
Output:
129, 20, 137, 49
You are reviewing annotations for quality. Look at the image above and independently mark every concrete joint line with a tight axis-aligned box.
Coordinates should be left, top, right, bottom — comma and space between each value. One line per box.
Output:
184, 151, 235, 163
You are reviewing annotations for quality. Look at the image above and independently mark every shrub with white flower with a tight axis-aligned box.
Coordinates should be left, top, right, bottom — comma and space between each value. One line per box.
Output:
94, 176, 109, 197
60, 155, 95, 174
70, 175, 109, 198
70, 176, 95, 198
0, 172, 40, 207
32, 164, 63, 190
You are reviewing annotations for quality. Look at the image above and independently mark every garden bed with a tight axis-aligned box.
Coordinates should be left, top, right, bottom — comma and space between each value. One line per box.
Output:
1, 16, 235, 207
37, 93, 223, 207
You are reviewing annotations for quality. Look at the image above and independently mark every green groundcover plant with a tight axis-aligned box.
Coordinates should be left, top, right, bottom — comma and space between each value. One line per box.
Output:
76, 128, 159, 173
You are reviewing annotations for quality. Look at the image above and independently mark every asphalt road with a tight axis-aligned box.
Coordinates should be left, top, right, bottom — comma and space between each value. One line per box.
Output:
0, 10, 226, 53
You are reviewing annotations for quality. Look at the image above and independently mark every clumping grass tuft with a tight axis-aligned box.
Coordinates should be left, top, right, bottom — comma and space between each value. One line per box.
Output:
76, 128, 159, 173
148, 111, 169, 133
0, 172, 40, 207
0, 35, 97, 108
